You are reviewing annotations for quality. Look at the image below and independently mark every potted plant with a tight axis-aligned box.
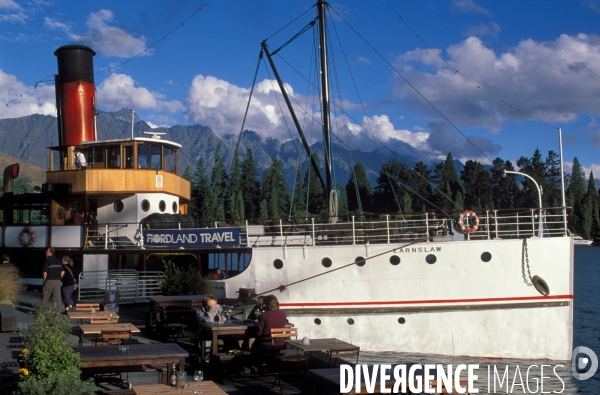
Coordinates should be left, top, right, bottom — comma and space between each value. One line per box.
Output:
16, 306, 95, 395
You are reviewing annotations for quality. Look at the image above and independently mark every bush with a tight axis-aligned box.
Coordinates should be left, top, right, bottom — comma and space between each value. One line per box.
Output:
17, 306, 95, 395
0, 264, 24, 305
159, 260, 207, 296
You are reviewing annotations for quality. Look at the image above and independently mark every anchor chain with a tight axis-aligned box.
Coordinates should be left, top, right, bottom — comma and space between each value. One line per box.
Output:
522, 238, 533, 286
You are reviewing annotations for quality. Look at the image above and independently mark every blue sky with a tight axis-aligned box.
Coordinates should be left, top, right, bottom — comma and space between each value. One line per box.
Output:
1, 0, 600, 178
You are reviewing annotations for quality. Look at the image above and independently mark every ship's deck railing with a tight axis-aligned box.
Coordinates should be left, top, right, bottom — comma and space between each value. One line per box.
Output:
82, 207, 568, 249
77, 269, 164, 303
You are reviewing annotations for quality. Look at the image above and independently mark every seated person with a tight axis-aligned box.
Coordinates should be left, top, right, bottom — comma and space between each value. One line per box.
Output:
253, 295, 287, 352
196, 294, 224, 323
212, 268, 225, 280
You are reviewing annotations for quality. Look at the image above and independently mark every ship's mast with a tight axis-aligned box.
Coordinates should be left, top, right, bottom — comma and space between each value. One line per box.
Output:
317, 0, 337, 220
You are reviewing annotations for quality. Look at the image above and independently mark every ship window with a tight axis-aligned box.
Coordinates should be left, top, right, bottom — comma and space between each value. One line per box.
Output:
108, 145, 121, 168
141, 199, 150, 212
355, 256, 366, 267
314, 318, 321, 325
426, 254, 437, 264
347, 318, 355, 325
138, 144, 162, 170
273, 259, 283, 269
481, 252, 492, 262
10, 203, 49, 225
114, 200, 124, 213
398, 317, 406, 324
159, 200, 166, 212
322, 257, 332, 268
91, 147, 105, 169
390, 255, 401, 265
124, 146, 134, 169
164, 147, 176, 173
172, 202, 178, 213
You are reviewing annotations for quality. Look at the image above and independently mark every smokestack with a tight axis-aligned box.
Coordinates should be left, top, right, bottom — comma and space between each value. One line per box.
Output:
3, 164, 19, 194
54, 45, 97, 146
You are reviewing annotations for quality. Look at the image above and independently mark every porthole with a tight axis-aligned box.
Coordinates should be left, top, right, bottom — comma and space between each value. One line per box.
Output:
314, 318, 322, 325
426, 254, 437, 264
159, 200, 166, 212
172, 202, 178, 213
481, 252, 492, 262
273, 259, 284, 269
347, 318, 355, 325
390, 255, 401, 265
322, 257, 332, 268
141, 199, 150, 212
114, 200, 124, 213
355, 256, 366, 267
398, 317, 406, 324
56, 207, 65, 220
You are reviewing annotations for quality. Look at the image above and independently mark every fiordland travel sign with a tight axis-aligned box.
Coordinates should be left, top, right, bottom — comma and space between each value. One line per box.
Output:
142, 228, 240, 248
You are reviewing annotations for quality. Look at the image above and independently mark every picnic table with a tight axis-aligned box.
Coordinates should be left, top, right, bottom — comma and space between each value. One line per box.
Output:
74, 343, 188, 385
78, 323, 140, 345
197, 320, 257, 360
284, 338, 360, 366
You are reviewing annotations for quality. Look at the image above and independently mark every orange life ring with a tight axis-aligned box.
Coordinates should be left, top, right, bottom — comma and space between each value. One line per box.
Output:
458, 210, 479, 233
20, 227, 36, 247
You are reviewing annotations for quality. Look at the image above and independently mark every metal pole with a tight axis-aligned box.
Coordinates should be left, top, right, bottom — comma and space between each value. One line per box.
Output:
505, 170, 543, 237
558, 127, 567, 235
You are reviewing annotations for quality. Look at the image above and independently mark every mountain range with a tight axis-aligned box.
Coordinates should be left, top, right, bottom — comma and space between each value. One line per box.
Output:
0, 108, 447, 188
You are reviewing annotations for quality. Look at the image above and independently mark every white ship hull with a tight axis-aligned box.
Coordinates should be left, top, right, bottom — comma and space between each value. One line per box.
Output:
221, 235, 573, 360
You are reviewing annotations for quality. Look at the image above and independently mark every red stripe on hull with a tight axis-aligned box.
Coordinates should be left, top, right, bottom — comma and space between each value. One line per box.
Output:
280, 294, 573, 307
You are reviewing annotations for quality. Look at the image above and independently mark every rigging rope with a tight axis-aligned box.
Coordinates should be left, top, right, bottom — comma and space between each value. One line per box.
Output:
255, 238, 429, 296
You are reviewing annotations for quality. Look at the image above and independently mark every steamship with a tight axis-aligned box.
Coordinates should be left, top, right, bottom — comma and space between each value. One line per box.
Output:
3, 3, 574, 361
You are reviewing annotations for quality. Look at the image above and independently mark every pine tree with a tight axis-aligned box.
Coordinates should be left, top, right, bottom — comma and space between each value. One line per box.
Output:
290, 166, 306, 218
226, 149, 242, 221
240, 149, 260, 219
301, 154, 327, 216
407, 162, 432, 213
182, 165, 192, 181
373, 159, 411, 214
567, 157, 586, 234
189, 158, 212, 225
490, 158, 518, 209
261, 158, 290, 219
345, 162, 373, 214
461, 160, 493, 210
432, 153, 464, 212
516, 149, 546, 208
210, 143, 227, 222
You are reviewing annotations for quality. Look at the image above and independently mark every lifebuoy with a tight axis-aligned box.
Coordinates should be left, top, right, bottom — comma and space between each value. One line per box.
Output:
457, 210, 479, 233
20, 227, 36, 247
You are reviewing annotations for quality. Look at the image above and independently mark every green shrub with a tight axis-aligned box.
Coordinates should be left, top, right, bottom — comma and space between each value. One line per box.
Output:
17, 306, 95, 395
159, 260, 207, 296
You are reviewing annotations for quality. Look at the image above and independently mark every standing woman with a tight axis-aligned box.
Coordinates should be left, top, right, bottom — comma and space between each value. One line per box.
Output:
61, 256, 78, 311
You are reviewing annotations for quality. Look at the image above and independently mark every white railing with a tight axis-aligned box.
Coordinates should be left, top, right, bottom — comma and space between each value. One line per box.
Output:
80, 207, 568, 250
77, 269, 164, 303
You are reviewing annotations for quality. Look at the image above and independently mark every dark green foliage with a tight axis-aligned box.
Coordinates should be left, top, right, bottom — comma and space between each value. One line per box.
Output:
261, 158, 290, 218
240, 149, 260, 219
182, 164, 192, 181
407, 162, 433, 213
189, 158, 213, 226
301, 154, 327, 216
210, 143, 227, 222
346, 162, 373, 214
159, 260, 203, 296
17, 306, 95, 394
373, 159, 412, 214
461, 160, 493, 210
432, 153, 464, 212
490, 158, 518, 209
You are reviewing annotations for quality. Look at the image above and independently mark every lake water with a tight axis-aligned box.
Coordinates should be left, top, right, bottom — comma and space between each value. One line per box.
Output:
357, 245, 599, 394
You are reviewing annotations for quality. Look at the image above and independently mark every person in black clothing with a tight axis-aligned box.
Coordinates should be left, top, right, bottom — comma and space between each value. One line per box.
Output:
61, 256, 78, 311
42, 248, 64, 312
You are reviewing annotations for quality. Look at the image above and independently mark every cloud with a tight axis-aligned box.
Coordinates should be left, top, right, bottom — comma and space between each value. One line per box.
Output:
96, 73, 184, 114
426, 121, 501, 160
0, 0, 26, 24
583, 0, 600, 14
44, 17, 72, 33
392, 34, 600, 131
70, 10, 149, 58
452, 0, 493, 16
464, 22, 500, 38
0, 70, 55, 119
356, 56, 372, 65
345, 114, 429, 152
